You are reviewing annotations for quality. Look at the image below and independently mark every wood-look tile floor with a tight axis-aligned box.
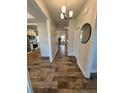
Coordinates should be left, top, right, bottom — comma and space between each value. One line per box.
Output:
27, 45, 97, 93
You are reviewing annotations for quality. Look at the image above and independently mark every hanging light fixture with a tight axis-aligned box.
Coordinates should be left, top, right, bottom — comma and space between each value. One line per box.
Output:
60, 0, 74, 20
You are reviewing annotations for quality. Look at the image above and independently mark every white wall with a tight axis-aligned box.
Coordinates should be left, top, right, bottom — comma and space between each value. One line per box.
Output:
35, 0, 58, 62
57, 30, 66, 40
67, 19, 76, 55
68, 0, 97, 78
27, 72, 33, 93
49, 20, 58, 61
87, 19, 97, 75
37, 23, 50, 57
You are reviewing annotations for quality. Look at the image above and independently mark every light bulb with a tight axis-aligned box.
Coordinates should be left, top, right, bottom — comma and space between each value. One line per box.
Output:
61, 6, 66, 13
69, 11, 73, 18
60, 13, 64, 19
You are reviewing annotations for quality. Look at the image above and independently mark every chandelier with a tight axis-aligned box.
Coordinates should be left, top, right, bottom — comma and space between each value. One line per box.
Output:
60, 0, 74, 20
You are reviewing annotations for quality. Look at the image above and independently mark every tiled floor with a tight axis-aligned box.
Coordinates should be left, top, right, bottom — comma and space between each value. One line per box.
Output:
27, 44, 97, 93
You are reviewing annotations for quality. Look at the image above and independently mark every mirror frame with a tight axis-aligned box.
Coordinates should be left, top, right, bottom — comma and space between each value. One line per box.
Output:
80, 23, 92, 44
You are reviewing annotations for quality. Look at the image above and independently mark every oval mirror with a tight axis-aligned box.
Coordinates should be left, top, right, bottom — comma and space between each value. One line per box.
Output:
80, 23, 92, 44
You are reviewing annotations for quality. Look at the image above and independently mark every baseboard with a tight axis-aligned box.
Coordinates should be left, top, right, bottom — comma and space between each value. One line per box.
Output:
41, 57, 49, 60
27, 51, 32, 54
76, 59, 90, 78
51, 47, 58, 62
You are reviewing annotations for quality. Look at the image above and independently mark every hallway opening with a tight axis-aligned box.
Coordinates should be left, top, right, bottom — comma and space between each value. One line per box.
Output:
27, 25, 40, 53
27, 0, 97, 93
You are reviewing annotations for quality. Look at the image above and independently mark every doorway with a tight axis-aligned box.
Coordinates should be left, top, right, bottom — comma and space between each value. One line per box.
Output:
27, 25, 40, 53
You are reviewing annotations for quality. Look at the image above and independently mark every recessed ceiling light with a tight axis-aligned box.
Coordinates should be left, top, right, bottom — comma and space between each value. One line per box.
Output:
84, 7, 89, 14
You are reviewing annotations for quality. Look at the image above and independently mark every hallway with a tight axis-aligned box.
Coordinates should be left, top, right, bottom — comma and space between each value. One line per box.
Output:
56, 44, 68, 57
27, 44, 97, 93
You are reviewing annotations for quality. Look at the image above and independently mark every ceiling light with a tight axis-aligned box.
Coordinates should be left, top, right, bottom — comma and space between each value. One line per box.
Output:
84, 7, 89, 14
60, 0, 74, 20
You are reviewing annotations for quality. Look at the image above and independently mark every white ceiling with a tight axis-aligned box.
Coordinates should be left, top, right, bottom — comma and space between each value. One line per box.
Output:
27, 0, 47, 23
42, 0, 86, 30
